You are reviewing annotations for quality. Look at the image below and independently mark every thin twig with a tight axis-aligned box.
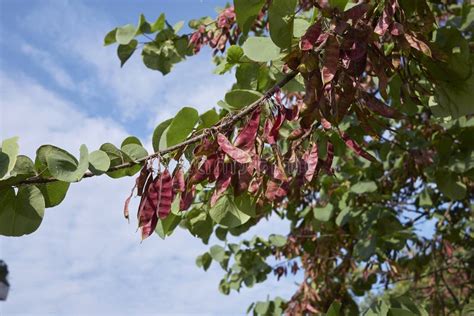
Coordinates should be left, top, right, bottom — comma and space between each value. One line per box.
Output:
17, 71, 299, 186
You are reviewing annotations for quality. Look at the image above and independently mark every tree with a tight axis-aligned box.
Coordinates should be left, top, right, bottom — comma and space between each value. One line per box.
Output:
1, 0, 473, 314
0, 260, 9, 301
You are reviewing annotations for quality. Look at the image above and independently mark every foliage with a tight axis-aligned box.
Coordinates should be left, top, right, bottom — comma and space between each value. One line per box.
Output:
2, 0, 474, 314
0, 260, 9, 301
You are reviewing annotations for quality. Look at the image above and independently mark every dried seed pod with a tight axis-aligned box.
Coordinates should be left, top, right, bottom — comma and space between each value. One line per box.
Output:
234, 109, 260, 151
217, 133, 252, 163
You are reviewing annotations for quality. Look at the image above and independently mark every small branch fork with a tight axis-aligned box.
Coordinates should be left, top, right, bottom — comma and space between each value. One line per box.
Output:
17, 71, 299, 186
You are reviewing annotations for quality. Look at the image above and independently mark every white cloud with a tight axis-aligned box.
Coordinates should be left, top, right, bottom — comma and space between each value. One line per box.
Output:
0, 72, 126, 157
19, 43, 75, 90
20, 1, 234, 122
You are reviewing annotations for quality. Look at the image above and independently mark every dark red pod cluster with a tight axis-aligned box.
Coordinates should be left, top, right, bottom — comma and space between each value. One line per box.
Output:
125, 77, 386, 240
125, 162, 190, 240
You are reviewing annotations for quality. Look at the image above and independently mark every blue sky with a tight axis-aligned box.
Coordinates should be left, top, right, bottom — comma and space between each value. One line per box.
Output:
0, 1, 298, 315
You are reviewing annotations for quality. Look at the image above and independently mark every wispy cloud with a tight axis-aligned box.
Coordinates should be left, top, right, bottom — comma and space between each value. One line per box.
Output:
0, 72, 126, 156
19, 0, 234, 123
19, 43, 75, 90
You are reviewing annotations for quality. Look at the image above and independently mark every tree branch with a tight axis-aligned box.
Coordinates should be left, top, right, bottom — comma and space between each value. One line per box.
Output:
17, 70, 299, 186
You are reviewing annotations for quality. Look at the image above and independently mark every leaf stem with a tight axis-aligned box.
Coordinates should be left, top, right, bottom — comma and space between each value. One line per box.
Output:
17, 71, 299, 186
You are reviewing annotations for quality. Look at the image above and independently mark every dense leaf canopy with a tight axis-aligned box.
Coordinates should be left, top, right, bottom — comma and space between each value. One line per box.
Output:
1, 0, 473, 314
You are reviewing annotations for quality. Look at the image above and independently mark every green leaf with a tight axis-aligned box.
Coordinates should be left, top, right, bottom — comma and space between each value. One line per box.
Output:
35, 145, 54, 177
354, 237, 376, 261
226, 45, 244, 64
151, 13, 166, 33
462, 302, 474, 316
12, 155, 35, 176
224, 89, 263, 111
121, 136, 142, 147
117, 39, 138, 67
314, 203, 334, 222
198, 109, 220, 130
116, 24, 137, 45
419, 188, 432, 207
163, 107, 199, 148
104, 28, 117, 46
38, 181, 70, 208
155, 212, 181, 239
268, 0, 296, 48
329, 0, 349, 11
254, 301, 271, 314
0, 185, 45, 237
100, 143, 127, 161
173, 21, 184, 33
121, 144, 148, 162
388, 308, 416, 316
335, 208, 351, 226
0, 137, 19, 180
185, 209, 213, 244
430, 28, 471, 81
0, 155, 36, 189
209, 195, 251, 228
196, 252, 212, 271
269, 234, 287, 247
46, 145, 89, 182
293, 18, 310, 37
242, 37, 281, 62
210, 245, 226, 262
152, 119, 173, 152
100, 143, 140, 179
435, 169, 467, 200
215, 226, 228, 241
427, 28, 474, 118
326, 301, 342, 316
142, 48, 173, 75
350, 181, 377, 194
234, 0, 266, 34
235, 63, 260, 90
136, 14, 151, 35
234, 193, 256, 217
88, 150, 111, 175
431, 69, 474, 119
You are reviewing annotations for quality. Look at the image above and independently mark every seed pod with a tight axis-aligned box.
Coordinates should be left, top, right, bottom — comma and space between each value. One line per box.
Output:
300, 22, 322, 51
210, 164, 232, 206
361, 92, 402, 119
234, 109, 260, 151
156, 169, 173, 220
322, 35, 340, 84
137, 174, 159, 228
304, 144, 319, 182
341, 133, 377, 162
265, 180, 288, 202
141, 213, 158, 240
217, 133, 252, 163
136, 164, 152, 196
180, 185, 196, 211
172, 165, 185, 194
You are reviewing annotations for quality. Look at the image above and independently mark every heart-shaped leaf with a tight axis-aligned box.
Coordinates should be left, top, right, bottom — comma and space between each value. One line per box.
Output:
242, 37, 281, 62
0, 185, 45, 237
88, 150, 111, 175
46, 145, 89, 182
209, 194, 251, 228
0, 137, 19, 180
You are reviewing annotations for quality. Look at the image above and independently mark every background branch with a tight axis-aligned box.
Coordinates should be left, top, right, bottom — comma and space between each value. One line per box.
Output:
17, 70, 299, 186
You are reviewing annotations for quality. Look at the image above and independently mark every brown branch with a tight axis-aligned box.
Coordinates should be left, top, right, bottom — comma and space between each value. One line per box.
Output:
17, 70, 299, 186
